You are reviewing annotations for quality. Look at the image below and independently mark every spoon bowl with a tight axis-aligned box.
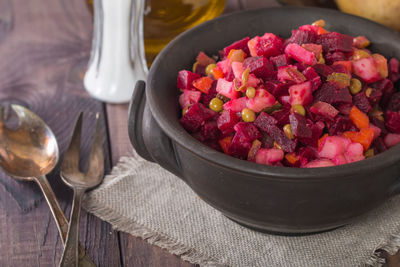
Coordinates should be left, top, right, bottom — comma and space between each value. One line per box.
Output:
0, 104, 59, 179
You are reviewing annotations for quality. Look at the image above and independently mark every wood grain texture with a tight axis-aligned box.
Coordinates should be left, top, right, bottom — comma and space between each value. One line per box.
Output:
0, 0, 121, 266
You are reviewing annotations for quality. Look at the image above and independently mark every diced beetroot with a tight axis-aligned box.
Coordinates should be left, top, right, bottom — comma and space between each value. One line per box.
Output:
325, 51, 346, 65
255, 148, 284, 165
317, 32, 353, 52
234, 122, 262, 142
384, 133, 400, 148
179, 90, 202, 108
217, 59, 231, 74
242, 56, 275, 80
247, 34, 284, 58
180, 103, 217, 133
369, 115, 387, 135
371, 79, 394, 108
246, 89, 276, 112
318, 136, 351, 159
258, 133, 274, 149
223, 97, 247, 113
387, 92, 400, 111
286, 30, 317, 46
353, 92, 372, 113
254, 112, 296, 153
299, 120, 325, 148
177, 70, 201, 89
385, 110, 400, 134
289, 81, 313, 106
200, 121, 221, 141
272, 108, 291, 127
194, 64, 206, 76
304, 159, 335, 168
254, 112, 277, 127
310, 101, 339, 118
369, 124, 382, 140
314, 81, 352, 105
196, 51, 216, 66
344, 142, 365, 163
352, 57, 381, 83
327, 116, 356, 136
224, 37, 251, 57
270, 54, 289, 68
368, 88, 383, 106
200, 81, 217, 106
313, 64, 334, 77
303, 67, 322, 91
337, 103, 352, 116
332, 154, 347, 165
289, 113, 312, 139
266, 125, 296, 153
298, 146, 317, 165
216, 78, 239, 99
285, 43, 317, 66
228, 132, 251, 159
270, 82, 290, 98
217, 110, 240, 135
330, 64, 350, 75
389, 58, 400, 82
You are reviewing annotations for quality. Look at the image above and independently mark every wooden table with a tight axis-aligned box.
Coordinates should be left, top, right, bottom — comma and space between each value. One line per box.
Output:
0, 0, 399, 266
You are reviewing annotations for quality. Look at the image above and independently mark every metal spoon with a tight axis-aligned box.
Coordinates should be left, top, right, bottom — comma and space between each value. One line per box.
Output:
59, 112, 104, 267
0, 104, 95, 267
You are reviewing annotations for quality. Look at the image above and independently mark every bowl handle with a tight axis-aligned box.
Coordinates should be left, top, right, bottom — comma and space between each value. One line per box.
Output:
128, 81, 183, 178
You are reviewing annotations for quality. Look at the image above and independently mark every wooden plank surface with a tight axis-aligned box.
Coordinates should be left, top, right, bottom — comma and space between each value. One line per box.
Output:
0, 0, 121, 266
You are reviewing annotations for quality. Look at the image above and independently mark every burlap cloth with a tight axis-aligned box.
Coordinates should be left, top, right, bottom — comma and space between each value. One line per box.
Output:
82, 152, 400, 266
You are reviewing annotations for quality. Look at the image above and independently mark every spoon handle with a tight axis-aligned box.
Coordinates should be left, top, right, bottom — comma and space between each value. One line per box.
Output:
59, 188, 85, 267
35, 176, 95, 267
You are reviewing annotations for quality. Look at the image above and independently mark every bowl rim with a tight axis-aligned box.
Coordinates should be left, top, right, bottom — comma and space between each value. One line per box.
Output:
147, 6, 400, 180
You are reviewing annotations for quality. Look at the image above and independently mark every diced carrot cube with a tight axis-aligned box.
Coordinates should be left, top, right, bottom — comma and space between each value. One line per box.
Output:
192, 77, 214, 94
285, 153, 299, 164
212, 68, 224, 79
349, 106, 369, 129
219, 136, 233, 154
317, 26, 330, 35
343, 128, 374, 151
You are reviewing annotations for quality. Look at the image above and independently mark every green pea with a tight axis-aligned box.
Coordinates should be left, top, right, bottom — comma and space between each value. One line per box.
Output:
209, 98, 224, 112
241, 108, 256, 122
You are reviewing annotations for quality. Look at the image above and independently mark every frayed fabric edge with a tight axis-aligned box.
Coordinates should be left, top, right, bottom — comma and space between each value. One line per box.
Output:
365, 234, 400, 266
82, 198, 227, 267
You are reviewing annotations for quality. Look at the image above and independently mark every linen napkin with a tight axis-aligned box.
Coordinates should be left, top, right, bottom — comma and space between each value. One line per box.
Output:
83, 151, 400, 266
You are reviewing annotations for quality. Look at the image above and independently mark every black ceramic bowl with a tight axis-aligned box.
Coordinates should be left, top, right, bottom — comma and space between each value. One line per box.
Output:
128, 7, 400, 233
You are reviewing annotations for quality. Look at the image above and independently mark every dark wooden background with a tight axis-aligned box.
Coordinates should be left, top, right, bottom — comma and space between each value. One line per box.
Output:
0, 0, 399, 266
